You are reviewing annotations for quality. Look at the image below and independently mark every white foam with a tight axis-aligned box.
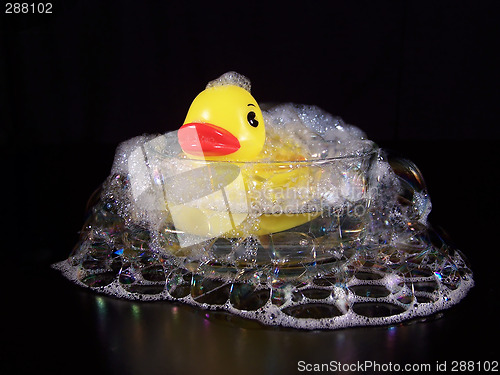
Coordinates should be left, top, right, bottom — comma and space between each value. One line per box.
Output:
206, 71, 252, 92
52, 258, 474, 330
54, 77, 473, 329
261, 103, 374, 160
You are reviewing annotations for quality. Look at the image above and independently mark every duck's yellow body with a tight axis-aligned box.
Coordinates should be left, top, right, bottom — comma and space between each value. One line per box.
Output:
167, 162, 321, 238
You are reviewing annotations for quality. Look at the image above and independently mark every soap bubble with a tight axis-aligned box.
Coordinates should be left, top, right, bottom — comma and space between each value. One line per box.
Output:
54, 103, 473, 329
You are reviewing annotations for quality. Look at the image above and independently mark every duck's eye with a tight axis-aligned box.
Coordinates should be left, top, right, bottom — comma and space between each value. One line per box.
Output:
247, 111, 259, 127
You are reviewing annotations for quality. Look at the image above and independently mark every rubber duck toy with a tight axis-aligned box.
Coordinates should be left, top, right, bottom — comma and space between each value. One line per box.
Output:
171, 72, 319, 241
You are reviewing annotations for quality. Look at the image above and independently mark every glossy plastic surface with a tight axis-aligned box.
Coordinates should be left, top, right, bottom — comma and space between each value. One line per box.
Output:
179, 85, 265, 161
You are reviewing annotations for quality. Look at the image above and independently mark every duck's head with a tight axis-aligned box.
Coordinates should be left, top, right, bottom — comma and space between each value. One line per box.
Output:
178, 73, 265, 161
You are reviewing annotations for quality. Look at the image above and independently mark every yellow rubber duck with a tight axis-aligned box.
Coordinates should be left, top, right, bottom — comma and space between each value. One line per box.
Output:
171, 72, 320, 241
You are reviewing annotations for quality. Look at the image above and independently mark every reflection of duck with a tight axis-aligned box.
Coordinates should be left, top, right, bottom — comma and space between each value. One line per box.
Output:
172, 73, 319, 239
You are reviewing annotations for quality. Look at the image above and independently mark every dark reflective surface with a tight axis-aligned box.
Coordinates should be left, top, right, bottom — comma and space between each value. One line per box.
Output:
4, 141, 499, 374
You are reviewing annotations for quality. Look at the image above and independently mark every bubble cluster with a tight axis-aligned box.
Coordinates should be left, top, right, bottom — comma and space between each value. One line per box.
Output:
262, 104, 372, 160
54, 104, 473, 329
205, 71, 252, 92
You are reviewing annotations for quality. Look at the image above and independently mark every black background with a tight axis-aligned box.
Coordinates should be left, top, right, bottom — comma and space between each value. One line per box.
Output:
2, 1, 500, 374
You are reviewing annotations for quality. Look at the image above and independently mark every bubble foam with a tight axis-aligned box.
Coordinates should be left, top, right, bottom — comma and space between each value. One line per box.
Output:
53, 243, 474, 329
206, 71, 252, 92
53, 103, 473, 329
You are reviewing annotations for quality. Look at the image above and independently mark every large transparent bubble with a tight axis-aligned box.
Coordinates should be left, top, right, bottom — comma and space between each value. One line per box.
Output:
54, 103, 473, 329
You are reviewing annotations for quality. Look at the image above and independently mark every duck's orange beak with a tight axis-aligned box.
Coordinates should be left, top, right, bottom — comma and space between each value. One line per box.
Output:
178, 122, 241, 157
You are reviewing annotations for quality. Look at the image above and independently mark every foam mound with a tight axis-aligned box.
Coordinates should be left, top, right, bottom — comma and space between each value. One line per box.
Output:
54, 103, 473, 329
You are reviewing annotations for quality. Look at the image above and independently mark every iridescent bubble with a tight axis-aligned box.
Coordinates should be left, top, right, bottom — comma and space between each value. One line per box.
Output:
230, 283, 269, 311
